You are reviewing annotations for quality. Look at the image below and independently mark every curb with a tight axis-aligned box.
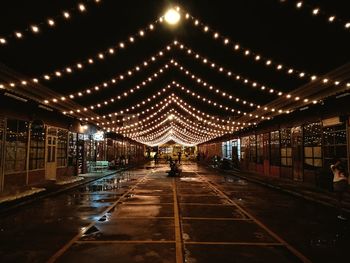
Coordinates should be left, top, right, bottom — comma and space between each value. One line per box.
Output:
0, 167, 128, 215
201, 163, 350, 214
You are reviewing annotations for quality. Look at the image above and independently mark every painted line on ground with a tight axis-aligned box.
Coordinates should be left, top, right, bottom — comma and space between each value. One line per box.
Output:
173, 178, 184, 263
47, 174, 149, 263
199, 173, 312, 263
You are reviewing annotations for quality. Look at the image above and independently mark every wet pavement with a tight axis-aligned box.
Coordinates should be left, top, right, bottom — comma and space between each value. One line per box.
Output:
0, 162, 349, 263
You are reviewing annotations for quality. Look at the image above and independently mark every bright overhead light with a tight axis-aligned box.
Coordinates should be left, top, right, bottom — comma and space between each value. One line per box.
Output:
164, 8, 181, 25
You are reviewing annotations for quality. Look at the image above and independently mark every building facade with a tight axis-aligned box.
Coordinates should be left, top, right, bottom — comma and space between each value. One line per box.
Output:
198, 95, 350, 187
0, 95, 145, 193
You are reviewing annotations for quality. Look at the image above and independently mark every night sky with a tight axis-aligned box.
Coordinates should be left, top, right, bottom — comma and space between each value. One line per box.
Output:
0, 0, 349, 132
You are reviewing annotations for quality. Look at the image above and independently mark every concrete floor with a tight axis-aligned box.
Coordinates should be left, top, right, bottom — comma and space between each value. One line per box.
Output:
0, 162, 349, 263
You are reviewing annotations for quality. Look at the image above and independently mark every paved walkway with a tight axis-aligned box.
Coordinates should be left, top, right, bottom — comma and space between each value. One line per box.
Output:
0, 168, 127, 213
1, 162, 349, 263
202, 163, 350, 213
49, 163, 311, 263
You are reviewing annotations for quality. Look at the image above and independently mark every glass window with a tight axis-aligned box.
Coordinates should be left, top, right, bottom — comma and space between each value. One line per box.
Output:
29, 125, 45, 170
256, 134, 263, 164
68, 132, 77, 166
280, 128, 292, 167
240, 136, 249, 161
270, 131, 280, 166
0, 118, 4, 172
57, 129, 68, 167
303, 123, 322, 170
249, 135, 257, 162
222, 141, 232, 159
5, 119, 28, 173
323, 124, 348, 170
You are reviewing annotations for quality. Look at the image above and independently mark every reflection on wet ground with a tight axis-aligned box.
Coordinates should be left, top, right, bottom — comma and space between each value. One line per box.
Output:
0, 162, 349, 263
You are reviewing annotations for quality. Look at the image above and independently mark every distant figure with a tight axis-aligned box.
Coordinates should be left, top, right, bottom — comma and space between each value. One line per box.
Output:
154, 152, 159, 165
177, 151, 182, 164
331, 159, 348, 220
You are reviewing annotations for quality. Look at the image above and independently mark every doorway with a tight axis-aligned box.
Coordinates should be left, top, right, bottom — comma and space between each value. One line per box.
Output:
0, 117, 5, 191
291, 126, 303, 181
46, 128, 57, 180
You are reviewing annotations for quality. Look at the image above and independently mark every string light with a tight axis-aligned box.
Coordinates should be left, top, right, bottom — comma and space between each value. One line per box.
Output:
0, 19, 164, 90
182, 10, 318, 81
279, 0, 350, 32
0, 1, 102, 46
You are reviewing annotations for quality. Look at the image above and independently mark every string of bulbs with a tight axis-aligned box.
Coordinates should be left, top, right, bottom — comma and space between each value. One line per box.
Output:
279, 0, 350, 31
0, 1, 102, 46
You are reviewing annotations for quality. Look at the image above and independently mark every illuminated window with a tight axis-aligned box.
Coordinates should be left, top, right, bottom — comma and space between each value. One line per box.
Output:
5, 119, 28, 172
280, 128, 292, 167
303, 123, 322, 169
270, 131, 280, 166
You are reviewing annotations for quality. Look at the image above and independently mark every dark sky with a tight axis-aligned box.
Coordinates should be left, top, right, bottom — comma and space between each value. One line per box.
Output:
0, 0, 349, 121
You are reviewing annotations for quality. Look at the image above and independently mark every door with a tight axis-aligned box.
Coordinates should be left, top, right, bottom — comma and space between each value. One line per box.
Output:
263, 133, 270, 176
0, 117, 5, 191
291, 126, 303, 181
46, 134, 57, 180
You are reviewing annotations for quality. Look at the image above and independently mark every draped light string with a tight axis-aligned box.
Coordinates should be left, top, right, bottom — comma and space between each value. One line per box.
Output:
171, 80, 251, 117
173, 41, 283, 98
116, 107, 229, 135
134, 125, 215, 146
44, 47, 172, 103
115, 104, 226, 136
123, 110, 222, 137
111, 96, 174, 124
84, 84, 172, 116
131, 123, 214, 144
171, 45, 350, 109
0, 0, 103, 46
173, 62, 290, 119
136, 130, 198, 146
181, 9, 350, 89
172, 42, 329, 107
62, 65, 170, 111
103, 98, 243, 135
78, 77, 250, 119
0, 16, 162, 90
137, 128, 211, 146
141, 123, 220, 145
171, 94, 255, 127
171, 60, 261, 109
279, 0, 350, 31
182, 10, 312, 79
96, 87, 254, 130
104, 108, 231, 144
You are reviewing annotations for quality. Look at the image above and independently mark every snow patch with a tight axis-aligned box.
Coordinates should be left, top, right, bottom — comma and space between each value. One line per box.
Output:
0, 187, 46, 204
55, 176, 84, 185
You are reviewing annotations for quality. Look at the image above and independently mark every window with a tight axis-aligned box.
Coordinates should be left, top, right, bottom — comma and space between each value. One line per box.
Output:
232, 139, 241, 160
57, 129, 68, 167
240, 136, 249, 161
222, 141, 232, 159
249, 135, 257, 162
0, 118, 4, 171
270, 131, 280, 166
68, 132, 77, 166
5, 119, 28, 172
29, 125, 45, 170
323, 124, 348, 170
280, 128, 292, 167
303, 123, 322, 169
256, 134, 263, 164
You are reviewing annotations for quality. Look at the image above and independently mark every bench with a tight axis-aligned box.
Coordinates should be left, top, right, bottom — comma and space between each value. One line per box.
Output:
90, 161, 109, 173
